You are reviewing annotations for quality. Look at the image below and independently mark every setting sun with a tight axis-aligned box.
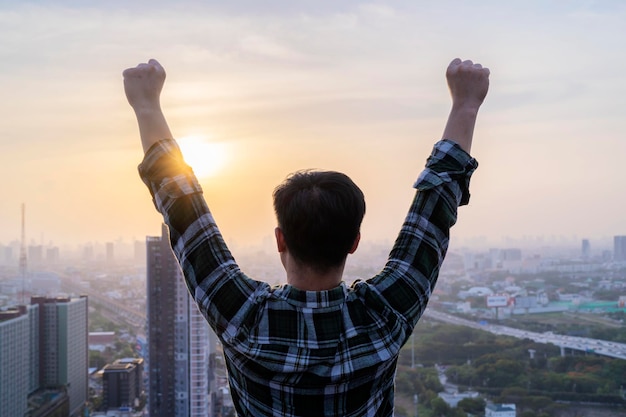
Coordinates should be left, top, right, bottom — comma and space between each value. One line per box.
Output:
177, 135, 229, 178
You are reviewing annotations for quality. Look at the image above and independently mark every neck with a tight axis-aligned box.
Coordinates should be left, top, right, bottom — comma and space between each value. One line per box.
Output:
282, 253, 344, 291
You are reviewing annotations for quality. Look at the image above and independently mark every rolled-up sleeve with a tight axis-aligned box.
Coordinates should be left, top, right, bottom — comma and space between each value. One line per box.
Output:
414, 139, 478, 206
365, 139, 478, 334
138, 139, 204, 214
138, 139, 264, 341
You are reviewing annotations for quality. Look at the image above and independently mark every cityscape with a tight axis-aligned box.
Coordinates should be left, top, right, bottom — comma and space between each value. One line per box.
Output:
1, 1, 626, 416
2, 218, 626, 416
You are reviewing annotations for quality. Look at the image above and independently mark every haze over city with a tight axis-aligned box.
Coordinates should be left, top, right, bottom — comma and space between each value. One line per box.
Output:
1, 0, 625, 251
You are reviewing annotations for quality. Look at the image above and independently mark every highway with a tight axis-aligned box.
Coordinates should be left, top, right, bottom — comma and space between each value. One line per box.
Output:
61, 281, 147, 330
425, 309, 626, 360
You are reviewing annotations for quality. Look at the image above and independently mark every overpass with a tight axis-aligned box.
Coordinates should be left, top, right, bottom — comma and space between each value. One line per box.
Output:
425, 309, 626, 360
61, 282, 146, 330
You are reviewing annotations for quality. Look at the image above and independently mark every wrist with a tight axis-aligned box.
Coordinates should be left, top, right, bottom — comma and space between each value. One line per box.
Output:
450, 102, 481, 116
132, 103, 162, 116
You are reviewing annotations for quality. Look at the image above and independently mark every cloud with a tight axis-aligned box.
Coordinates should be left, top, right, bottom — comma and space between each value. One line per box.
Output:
1, 0, 626, 245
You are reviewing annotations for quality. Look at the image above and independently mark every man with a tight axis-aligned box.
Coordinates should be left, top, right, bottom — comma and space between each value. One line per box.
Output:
124, 57, 489, 416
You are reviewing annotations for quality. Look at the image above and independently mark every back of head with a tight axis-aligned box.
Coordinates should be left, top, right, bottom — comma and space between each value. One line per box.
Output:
273, 170, 366, 274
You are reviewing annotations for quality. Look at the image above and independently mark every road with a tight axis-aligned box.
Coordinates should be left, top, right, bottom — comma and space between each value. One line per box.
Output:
425, 309, 626, 360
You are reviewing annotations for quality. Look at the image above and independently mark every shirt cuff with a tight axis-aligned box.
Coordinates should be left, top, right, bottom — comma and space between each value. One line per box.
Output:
413, 139, 479, 206
138, 139, 204, 210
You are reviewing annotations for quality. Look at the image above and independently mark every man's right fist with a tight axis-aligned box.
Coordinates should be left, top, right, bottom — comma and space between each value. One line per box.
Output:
446, 58, 490, 111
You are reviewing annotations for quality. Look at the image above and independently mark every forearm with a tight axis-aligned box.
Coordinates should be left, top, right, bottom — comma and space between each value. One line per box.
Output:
441, 105, 479, 154
133, 107, 173, 153
441, 58, 489, 154
369, 140, 477, 325
123, 59, 172, 152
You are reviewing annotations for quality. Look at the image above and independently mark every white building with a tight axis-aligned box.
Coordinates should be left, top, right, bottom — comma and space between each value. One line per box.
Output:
174, 270, 211, 417
0, 296, 88, 417
0, 306, 31, 417
485, 402, 516, 417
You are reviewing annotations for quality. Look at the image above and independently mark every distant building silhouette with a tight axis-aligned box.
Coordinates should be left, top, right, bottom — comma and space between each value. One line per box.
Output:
106, 242, 115, 264
0, 244, 13, 265
614, 235, 626, 261
581, 238, 590, 259
46, 246, 60, 264
81, 243, 94, 262
134, 240, 145, 265
147, 224, 213, 417
28, 244, 44, 267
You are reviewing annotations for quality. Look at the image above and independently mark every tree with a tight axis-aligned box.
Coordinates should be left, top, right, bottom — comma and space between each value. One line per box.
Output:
457, 397, 486, 415
89, 350, 106, 369
430, 397, 451, 417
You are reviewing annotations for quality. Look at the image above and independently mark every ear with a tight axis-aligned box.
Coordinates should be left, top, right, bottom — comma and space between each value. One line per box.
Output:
275, 227, 287, 253
348, 232, 360, 254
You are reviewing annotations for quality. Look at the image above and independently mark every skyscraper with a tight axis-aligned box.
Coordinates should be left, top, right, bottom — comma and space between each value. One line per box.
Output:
32, 295, 89, 416
106, 241, 115, 264
581, 238, 590, 259
614, 235, 626, 261
0, 296, 87, 417
0, 306, 30, 417
147, 224, 211, 417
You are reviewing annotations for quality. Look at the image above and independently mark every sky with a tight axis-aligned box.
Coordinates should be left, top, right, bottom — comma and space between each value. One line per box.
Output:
1, 0, 626, 253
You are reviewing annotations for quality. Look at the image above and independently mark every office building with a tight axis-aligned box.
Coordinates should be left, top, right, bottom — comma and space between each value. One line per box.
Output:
106, 242, 115, 264
29, 244, 44, 267
147, 224, 211, 417
102, 358, 144, 410
134, 239, 146, 265
0, 306, 31, 417
581, 238, 590, 259
46, 246, 60, 264
32, 295, 89, 416
0, 296, 87, 417
614, 235, 626, 261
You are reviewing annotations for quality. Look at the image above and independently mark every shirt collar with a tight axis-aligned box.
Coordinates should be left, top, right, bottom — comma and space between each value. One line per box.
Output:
278, 282, 348, 308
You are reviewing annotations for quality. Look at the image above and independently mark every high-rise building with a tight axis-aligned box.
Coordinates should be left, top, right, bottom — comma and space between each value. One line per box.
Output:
0, 306, 31, 417
147, 224, 211, 417
581, 238, 590, 259
177, 277, 211, 417
28, 244, 44, 267
32, 295, 89, 416
106, 242, 115, 264
46, 246, 60, 264
0, 296, 87, 417
614, 235, 626, 261
134, 239, 146, 265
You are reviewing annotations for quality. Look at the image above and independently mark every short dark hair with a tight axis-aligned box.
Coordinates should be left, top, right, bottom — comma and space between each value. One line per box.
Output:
273, 170, 366, 273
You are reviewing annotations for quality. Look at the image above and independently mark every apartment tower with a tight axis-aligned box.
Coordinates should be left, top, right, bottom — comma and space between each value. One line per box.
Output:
147, 224, 211, 417
0, 296, 87, 417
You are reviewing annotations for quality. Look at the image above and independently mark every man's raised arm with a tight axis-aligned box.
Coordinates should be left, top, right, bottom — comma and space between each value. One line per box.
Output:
123, 59, 173, 153
441, 58, 490, 154
369, 58, 489, 329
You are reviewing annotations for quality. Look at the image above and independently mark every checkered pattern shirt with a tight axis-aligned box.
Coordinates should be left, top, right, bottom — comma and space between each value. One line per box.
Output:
139, 139, 477, 417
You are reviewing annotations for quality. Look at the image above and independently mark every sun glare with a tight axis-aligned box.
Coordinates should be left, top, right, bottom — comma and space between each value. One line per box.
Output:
177, 135, 229, 178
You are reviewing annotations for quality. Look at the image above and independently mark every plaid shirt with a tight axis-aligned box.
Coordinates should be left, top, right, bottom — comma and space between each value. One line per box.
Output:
139, 139, 477, 417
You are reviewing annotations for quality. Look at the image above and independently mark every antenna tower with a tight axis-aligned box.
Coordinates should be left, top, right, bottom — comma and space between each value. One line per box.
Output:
19, 203, 27, 303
